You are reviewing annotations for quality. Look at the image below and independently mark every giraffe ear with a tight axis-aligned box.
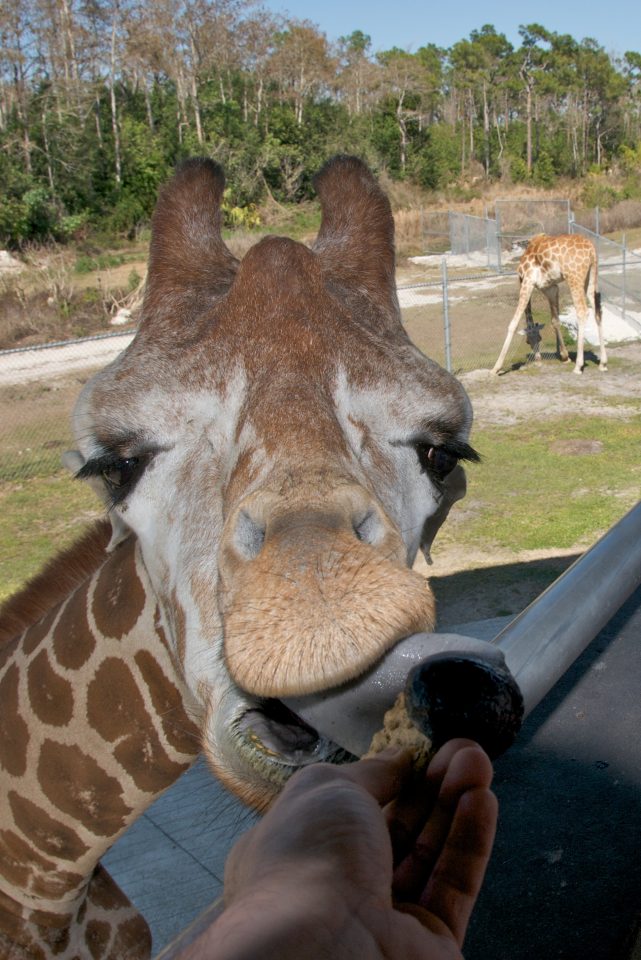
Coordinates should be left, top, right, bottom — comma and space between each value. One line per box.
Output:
137, 157, 239, 341
312, 155, 399, 325
62, 449, 131, 551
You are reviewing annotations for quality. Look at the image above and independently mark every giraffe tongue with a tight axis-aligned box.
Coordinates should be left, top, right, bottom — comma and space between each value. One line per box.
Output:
284, 632, 511, 759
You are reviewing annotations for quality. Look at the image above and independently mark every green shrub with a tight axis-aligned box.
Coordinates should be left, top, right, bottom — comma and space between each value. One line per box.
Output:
127, 268, 142, 291
581, 173, 620, 208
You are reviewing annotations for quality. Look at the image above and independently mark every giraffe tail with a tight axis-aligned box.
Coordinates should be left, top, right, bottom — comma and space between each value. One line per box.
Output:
595, 290, 602, 322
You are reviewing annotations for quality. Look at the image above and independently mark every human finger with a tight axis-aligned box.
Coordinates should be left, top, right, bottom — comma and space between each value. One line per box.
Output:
338, 746, 416, 807
385, 739, 487, 867
418, 785, 498, 945
391, 743, 493, 900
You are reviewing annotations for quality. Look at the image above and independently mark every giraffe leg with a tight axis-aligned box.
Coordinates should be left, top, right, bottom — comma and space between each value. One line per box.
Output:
568, 277, 588, 374
492, 280, 532, 374
595, 293, 607, 371
587, 267, 608, 372
543, 285, 570, 363
524, 299, 542, 363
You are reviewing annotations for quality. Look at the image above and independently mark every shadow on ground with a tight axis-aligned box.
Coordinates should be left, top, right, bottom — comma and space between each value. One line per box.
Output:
430, 554, 580, 628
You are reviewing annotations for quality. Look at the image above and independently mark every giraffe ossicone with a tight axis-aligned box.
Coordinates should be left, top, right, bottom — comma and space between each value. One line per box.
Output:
1, 156, 503, 958
492, 233, 608, 376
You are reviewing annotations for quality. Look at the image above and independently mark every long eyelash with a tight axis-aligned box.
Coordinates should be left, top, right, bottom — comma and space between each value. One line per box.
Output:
75, 453, 124, 480
439, 439, 481, 464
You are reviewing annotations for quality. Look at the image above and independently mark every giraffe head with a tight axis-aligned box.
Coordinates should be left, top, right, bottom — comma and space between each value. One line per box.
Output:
69, 157, 478, 807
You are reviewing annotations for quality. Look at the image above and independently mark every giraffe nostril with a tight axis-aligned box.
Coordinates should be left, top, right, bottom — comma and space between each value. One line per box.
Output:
233, 510, 266, 560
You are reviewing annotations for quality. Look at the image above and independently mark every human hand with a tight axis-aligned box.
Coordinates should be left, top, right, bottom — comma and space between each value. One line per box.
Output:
180, 739, 497, 960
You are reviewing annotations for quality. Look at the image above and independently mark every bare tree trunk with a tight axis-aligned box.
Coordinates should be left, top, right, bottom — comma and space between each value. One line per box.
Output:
525, 82, 532, 174
109, 7, 122, 187
22, 127, 33, 174
191, 80, 204, 142
58, 0, 78, 89
143, 81, 154, 132
482, 81, 490, 176
495, 113, 504, 162
9, 28, 33, 173
189, 33, 203, 143
582, 90, 589, 172
256, 77, 263, 123
94, 97, 103, 145
41, 110, 55, 192
176, 71, 190, 140
396, 91, 407, 170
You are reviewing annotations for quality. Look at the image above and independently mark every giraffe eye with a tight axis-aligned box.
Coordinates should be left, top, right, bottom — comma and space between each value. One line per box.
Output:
413, 440, 480, 482
101, 457, 142, 491
76, 452, 151, 503
416, 444, 459, 480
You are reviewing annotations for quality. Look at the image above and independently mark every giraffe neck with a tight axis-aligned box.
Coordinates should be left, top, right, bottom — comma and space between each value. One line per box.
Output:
0, 533, 202, 957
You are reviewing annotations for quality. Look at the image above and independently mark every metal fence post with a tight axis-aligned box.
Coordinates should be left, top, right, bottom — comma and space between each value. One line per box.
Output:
442, 257, 452, 373
495, 206, 503, 274
622, 234, 627, 319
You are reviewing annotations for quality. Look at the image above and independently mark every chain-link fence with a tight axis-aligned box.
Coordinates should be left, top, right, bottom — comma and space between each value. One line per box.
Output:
495, 198, 572, 249
418, 210, 450, 253
448, 213, 501, 270
425, 199, 573, 274
398, 268, 564, 375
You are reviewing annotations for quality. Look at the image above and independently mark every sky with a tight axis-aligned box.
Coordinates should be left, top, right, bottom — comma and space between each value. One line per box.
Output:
260, 0, 639, 59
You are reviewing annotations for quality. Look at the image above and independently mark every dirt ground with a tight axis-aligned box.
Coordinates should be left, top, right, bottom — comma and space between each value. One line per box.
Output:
418, 340, 641, 628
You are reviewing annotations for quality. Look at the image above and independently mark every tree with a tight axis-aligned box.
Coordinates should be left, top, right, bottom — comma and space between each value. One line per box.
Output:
376, 47, 437, 173
336, 30, 378, 116
268, 21, 333, 125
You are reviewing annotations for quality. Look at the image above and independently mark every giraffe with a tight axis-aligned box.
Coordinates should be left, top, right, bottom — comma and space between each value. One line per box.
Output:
0, 156, 502, 959
0, 522, 201, 959
491, 233, 608, 376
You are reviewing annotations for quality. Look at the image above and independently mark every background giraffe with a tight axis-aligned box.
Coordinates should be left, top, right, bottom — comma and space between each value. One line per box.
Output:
492, 233, 607, 375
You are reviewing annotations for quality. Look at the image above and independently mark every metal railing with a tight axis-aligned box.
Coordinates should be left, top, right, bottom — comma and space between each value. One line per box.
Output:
493, 499, 641, 715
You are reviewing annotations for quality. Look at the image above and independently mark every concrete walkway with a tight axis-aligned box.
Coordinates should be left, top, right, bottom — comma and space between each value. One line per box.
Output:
104, 588, 641, 958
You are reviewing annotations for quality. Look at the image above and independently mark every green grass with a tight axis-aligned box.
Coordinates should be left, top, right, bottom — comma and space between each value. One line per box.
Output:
455, 415, 641, 551
74, 252, 135, 274
0, 472, 102, 603
0, 393, 77, 482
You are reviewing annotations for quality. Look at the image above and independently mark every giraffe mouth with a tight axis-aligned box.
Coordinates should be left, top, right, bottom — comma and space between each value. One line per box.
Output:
236, 698, 355, 769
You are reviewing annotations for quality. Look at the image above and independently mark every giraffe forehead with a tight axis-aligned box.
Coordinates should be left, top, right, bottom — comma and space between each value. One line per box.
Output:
82, 361, 249, 455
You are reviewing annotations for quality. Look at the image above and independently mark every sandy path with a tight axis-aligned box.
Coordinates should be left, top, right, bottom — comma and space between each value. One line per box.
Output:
0, 333, 134, 386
